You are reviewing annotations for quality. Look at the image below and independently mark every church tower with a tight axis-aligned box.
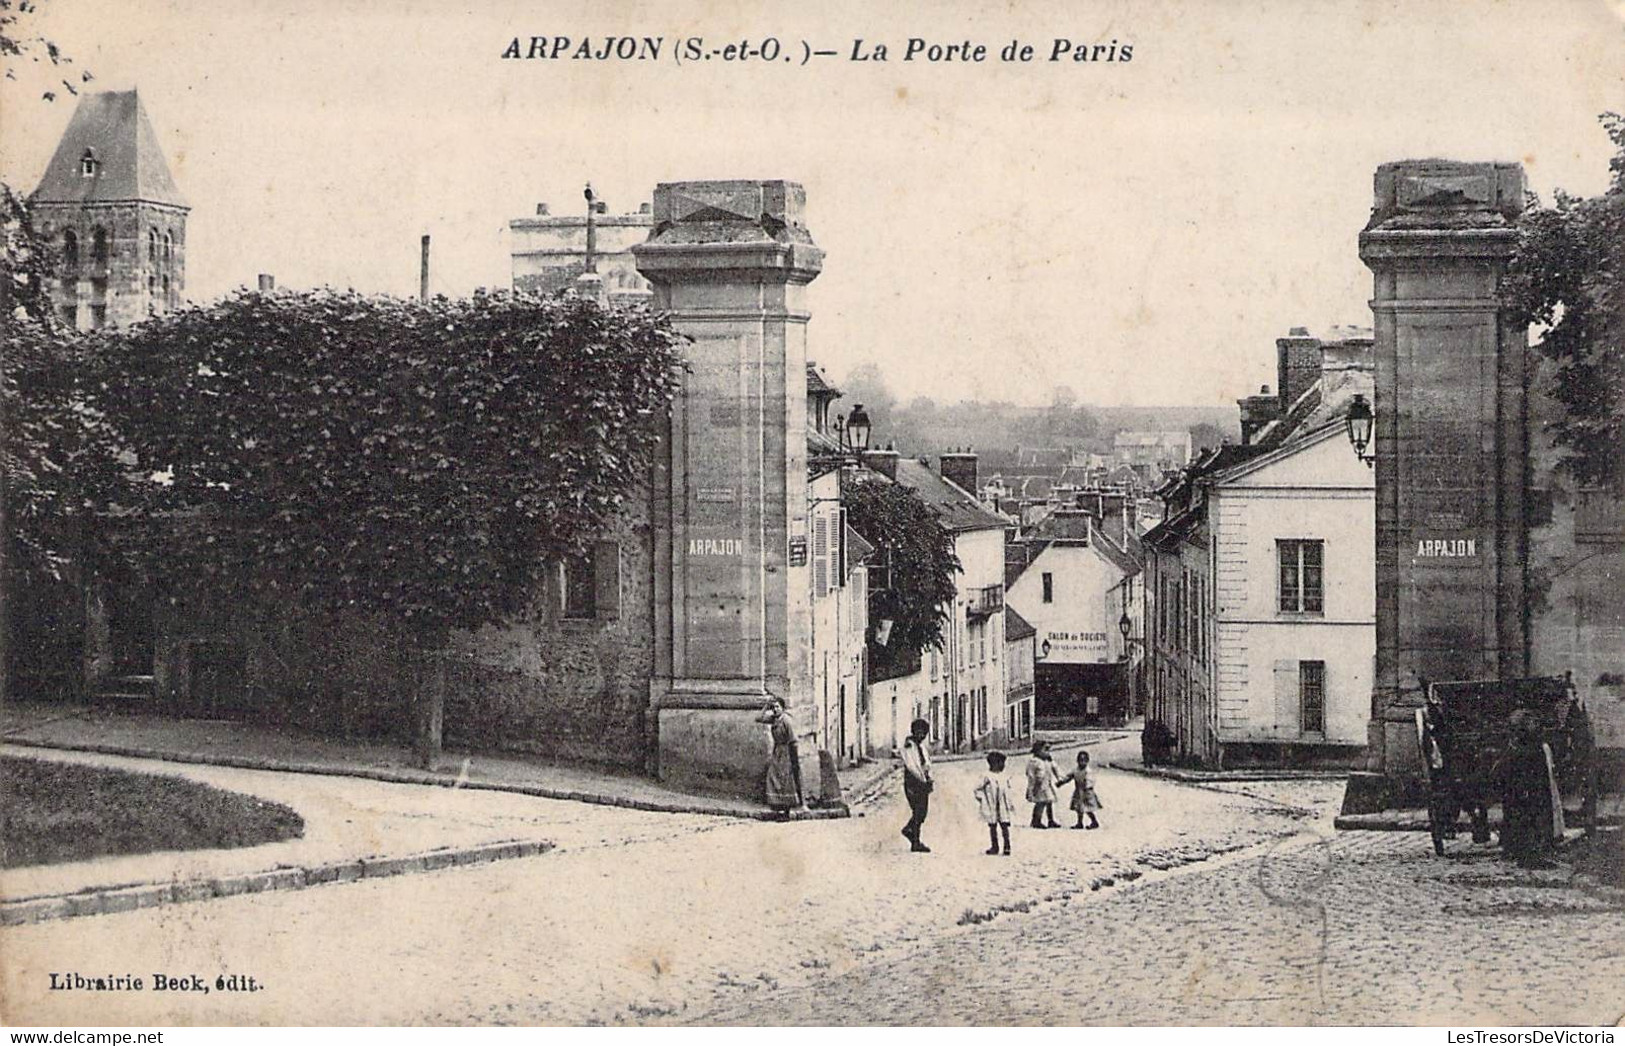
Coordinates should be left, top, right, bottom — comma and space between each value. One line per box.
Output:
29, 89, 189, 330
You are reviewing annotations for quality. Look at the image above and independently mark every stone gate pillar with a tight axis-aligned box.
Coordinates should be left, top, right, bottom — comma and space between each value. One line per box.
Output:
1343, 160, 1530, 813
633, 181, 822, 797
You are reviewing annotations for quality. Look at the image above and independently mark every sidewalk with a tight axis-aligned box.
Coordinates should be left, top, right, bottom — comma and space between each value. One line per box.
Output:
1, 745, 572, 925
2, 700, 879, 820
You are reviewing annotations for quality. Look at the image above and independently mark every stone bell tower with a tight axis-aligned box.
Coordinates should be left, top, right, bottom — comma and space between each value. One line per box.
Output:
633, 181, 823, 797
1343, 159, 1530, 813
30, 89, 189, 330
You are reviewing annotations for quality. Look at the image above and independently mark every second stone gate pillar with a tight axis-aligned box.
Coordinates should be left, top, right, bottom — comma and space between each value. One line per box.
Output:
634, 180, 822, 798
1343, 160, 1530, 813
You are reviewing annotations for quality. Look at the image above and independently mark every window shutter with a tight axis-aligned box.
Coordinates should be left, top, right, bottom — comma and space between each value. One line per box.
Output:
813, 515, 830, 599
837, 508, 848, 587
1273, 659, 1297, 734
593, 540, 620, 620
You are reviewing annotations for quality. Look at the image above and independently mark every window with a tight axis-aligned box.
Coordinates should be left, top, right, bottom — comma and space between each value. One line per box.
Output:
148, 228, 158, 264
1278, 540, 1325, 613
563, 553, 596, 619
91, 227, 108, 265
62, 230, 78, 269
1041, 572, 1054, 604
163, 232, 173, 265
1300, 660, 1326, 734
80, 149, 96, 177
562, 541, 621, 621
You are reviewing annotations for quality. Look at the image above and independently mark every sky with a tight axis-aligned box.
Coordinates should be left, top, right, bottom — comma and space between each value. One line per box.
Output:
3, 0, 1622, 408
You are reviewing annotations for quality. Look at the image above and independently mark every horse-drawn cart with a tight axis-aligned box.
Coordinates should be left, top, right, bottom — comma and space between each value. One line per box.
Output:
1415, 675, 1595, 857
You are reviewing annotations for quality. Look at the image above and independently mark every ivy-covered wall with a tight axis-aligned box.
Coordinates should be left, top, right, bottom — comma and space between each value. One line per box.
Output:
149, 498, 656, 769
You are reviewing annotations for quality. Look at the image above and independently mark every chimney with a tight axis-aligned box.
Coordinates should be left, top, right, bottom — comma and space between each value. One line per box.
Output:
536, 203, 550, 216
860, 446, 900, 481
1276, 327, 1322, 413
939, 447, 978, 495
1237, 384, 1283, 446
257, 274, 275, 292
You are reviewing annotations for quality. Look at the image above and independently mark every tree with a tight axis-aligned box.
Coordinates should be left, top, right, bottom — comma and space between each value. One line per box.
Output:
1, 0, 93, 100
2, 185, 130, 704
841, 474, 960, 682
98, 289, 685, 633
1502, 113, 1625, 488
92, 289, 685, 762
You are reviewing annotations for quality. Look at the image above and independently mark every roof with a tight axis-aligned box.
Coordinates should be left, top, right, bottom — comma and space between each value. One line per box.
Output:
805, 362, 841, 397
1114, 431, 1190, 447
807, 426, 844, 458
31, 91, 188, 209
1144, 505, 1204, 550
1252, 384, 1323, 450
1024, 510, 1094, 542
1004, 606, 1037, 642
845, 525, 875, 569
892, 457, 1010, 533
1091, 524, 1144, 576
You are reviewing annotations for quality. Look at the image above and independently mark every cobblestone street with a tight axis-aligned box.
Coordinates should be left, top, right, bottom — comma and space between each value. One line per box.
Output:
688, 821, 1625, 1026
4, 740, 1621, 1026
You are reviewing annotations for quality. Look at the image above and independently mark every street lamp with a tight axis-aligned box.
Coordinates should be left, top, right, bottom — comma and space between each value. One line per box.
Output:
1345, 393, 1375, 468
1118, 610, 1133, 650
843, 403, 872, 453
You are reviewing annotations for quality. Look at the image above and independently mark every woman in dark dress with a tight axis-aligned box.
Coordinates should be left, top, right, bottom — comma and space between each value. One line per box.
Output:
1500, 710, 1558, 867
757, 699, 805, 816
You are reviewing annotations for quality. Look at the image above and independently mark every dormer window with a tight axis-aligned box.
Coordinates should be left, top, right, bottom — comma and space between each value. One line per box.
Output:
80, 149, 97, 177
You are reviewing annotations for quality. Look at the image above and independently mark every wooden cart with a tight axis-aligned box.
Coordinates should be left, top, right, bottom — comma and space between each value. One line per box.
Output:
1414, 676, 1587, 857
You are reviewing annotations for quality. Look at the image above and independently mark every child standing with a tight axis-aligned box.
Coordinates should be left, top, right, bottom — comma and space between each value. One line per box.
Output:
1063, 749, 1103, 829
1025, 741, 1062, 828
973, 751, 1016, 856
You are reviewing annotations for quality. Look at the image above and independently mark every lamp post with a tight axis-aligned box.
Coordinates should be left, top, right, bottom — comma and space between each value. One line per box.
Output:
1345, 393, 1375, 468
833, 402, 873, 461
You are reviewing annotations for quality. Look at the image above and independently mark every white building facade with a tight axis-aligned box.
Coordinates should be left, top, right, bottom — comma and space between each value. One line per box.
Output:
1147, 424, 1375, 768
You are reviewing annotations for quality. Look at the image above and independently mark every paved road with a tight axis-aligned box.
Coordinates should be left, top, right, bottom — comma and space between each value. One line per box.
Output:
4, 740, 1619, 1026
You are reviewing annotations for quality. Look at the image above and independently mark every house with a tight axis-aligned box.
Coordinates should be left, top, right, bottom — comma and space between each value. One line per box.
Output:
805, 361, 873, 768
509, 196, 653, 305
1003, 607, 1038, 744
1143, 327, 1375, 768
1005, 509, 1143, 726
860, 448, 1016, 755
1113, 430, 1193, 471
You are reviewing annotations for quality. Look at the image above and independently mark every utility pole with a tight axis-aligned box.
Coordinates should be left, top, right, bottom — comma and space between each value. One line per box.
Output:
419, 235, 430, 301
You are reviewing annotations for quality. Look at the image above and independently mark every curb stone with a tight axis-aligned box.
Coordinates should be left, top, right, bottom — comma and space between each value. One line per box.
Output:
0, 838, 556, 928
1111, 761, 1349, 783
1, 737, 849, 822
